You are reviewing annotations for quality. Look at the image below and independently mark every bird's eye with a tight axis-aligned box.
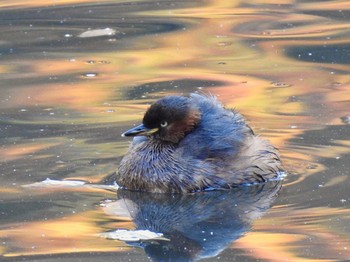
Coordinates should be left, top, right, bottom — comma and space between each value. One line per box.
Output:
160, 121, 168, 127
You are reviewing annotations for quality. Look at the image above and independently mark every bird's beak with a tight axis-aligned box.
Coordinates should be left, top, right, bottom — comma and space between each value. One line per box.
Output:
121, 124, 159, 137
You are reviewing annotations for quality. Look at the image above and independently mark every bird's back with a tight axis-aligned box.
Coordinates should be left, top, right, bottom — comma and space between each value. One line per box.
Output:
178, 94, 283, 185
179, 94, 250, 161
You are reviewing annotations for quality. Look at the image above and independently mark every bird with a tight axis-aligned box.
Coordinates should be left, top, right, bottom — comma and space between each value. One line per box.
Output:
115, 93, 284, 193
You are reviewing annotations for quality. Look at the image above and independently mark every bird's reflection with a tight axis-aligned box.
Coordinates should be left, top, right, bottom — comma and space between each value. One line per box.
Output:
103, 181, 282, 261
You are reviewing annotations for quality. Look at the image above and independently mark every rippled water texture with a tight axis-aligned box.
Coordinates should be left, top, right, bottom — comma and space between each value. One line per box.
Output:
0, 0, 350, 261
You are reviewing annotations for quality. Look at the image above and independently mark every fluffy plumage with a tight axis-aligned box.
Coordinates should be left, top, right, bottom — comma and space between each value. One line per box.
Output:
116, 93, 283, 193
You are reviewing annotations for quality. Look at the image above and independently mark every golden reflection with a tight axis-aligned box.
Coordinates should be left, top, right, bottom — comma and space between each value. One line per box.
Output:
0, 210, 130, 257
1, 0, 350, 261
3, 0, 348, 135
10, 83, 108, 110
0, 187, 20, 194
33, 58, 108, 76
234, 206, 350, 261
291, 140, 350, 160
300, 1, 350, 11
235, 232, 308, 262
0, 143, 59, 162
324, 175, 348, 188
0, 0, 132, 9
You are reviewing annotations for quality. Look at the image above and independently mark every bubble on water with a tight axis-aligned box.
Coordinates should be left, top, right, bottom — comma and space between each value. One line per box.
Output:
307, 164, 318, 170
262, 30, 272, 35
86, 60, 111, 65
330, 82, 342, 87
78, 28, 116, 38
82, 73, 98, 78
271, 81, 291, 88
340, 116, 350, 124
217, 42, 232, 46
99, 60, 111, 64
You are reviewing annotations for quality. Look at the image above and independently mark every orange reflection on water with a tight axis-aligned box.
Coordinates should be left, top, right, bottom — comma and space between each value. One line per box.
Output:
300, 1, 350, 11
236, 232, 308, 262
0, 0, 110, 8
234, 206, 350, 261
1, 0, 350, 261
0, 143, 59, 162
9, 83, 109, 112
0, 210, 129, 257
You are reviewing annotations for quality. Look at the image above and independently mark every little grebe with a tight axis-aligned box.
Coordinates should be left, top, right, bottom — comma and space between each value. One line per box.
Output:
116, 93, 283, 193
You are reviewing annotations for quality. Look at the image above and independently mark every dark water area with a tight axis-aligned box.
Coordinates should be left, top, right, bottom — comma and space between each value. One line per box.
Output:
0, 0, 350, 261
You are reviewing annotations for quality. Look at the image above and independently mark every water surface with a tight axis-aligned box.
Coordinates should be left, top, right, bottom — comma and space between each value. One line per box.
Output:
1, 0, 350, 261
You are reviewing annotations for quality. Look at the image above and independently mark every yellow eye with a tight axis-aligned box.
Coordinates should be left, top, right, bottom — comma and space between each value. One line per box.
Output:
160, 121, 168, 127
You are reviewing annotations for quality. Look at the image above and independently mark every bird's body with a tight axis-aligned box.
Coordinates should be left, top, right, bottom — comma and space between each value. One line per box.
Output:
116, 93, 283, 193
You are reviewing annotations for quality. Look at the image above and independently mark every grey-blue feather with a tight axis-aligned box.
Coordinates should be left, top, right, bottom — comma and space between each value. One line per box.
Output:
115, 93, 284, 193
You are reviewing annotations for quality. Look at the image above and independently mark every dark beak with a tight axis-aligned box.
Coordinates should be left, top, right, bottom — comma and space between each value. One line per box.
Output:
121, 124, 159, 137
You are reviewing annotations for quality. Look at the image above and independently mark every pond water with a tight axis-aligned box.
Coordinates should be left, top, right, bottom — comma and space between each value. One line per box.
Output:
1, 0, 350, 261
